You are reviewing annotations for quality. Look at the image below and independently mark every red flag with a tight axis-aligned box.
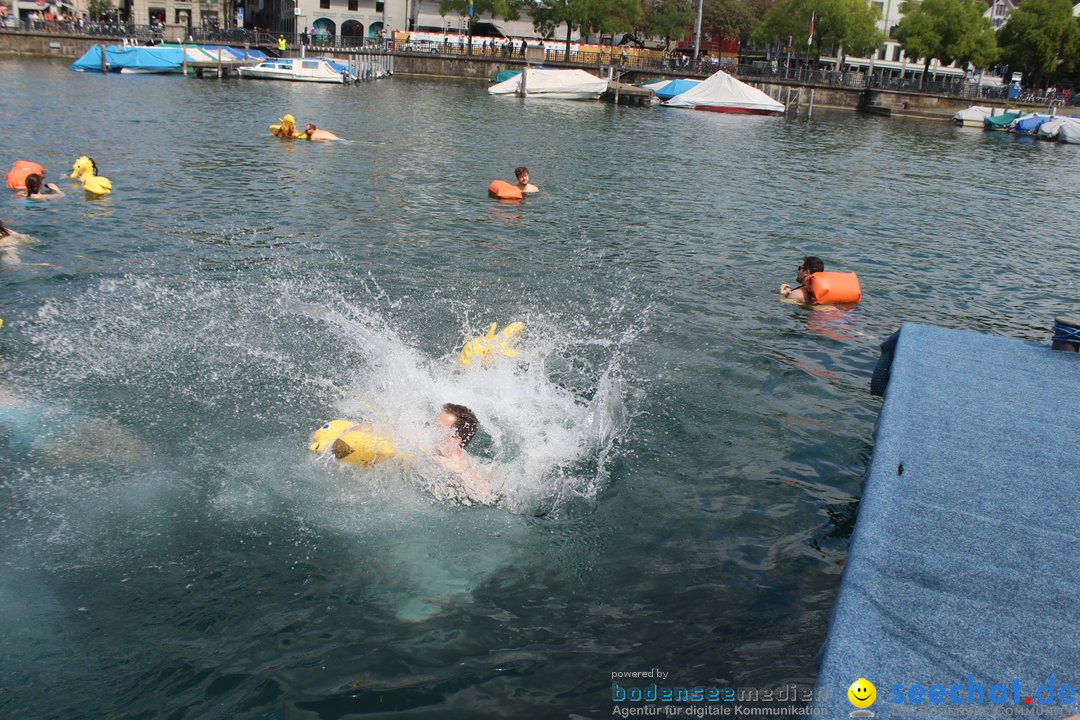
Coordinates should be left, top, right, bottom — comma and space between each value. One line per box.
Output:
807, 12, 815, 47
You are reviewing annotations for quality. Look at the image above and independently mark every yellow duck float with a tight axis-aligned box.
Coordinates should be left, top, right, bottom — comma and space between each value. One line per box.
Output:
70, 156, 112, 196
269, 113, 307, 139
458, 321, 525, 367
309, 419, 403, 466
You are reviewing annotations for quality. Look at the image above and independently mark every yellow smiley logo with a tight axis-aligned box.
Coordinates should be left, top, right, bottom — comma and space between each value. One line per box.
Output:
847, 678, 876, 708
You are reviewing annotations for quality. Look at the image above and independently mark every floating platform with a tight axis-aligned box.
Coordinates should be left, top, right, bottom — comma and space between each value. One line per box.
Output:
601, 82, 655, 107
813, 322, 1079, 716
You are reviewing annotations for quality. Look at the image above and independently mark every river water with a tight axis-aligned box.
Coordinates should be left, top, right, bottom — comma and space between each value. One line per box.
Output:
1, 57, 1077, 718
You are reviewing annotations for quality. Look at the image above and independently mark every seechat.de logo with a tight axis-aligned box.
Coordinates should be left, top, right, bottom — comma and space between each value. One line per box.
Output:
848, 678, 876, 717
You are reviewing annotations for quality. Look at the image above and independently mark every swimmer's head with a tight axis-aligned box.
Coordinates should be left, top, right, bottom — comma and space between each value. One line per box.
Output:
24, 173, 42, 195
439, 403, 479, 448
0, 221, 9, 238
800, 256, 824, 274
305, 123, 316, 134
514, 166, 529, 183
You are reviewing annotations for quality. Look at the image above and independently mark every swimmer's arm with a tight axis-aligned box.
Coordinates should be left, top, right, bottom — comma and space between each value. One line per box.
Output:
524, 183, 539, 193
45, 183, 65, 198
780, 284, 808, 302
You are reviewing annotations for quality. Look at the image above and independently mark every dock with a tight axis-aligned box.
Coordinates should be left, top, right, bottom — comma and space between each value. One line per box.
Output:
601, 82, 655, 107
812, 321, 1078, 715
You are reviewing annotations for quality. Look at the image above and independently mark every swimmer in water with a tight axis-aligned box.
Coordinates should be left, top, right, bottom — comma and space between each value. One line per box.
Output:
18, 173, 65, 201
514, 166, 539, 194
779, 256, 824, 303
304, 123, 340, 141
0, 220, 27, 265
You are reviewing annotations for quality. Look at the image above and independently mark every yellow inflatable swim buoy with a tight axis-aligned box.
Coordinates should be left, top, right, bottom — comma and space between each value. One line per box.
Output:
269, 113, 307, 139
70, 156, 112, 196
458, 321, 525, 367
309, 419, 401, 466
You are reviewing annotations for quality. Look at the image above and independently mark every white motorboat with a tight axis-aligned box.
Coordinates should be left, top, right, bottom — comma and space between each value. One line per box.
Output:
953, 105, 993, 127
238, 57, 349, 84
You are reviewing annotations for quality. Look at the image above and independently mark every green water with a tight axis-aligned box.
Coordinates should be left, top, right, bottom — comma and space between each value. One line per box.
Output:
1, 57, 1077, 718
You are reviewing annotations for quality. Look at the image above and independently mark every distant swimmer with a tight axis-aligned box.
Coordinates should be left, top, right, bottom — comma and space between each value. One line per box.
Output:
514, 166, 539, 193
18, 173, 64, 201
780, 256, 862, 306
304, 123, 340, 141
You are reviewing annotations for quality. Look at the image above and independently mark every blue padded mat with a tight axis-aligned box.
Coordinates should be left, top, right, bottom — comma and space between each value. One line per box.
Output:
813, 323, 1080, 716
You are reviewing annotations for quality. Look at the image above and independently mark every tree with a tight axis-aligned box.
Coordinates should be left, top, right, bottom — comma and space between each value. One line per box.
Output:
530, 0, 579, 60
703, 0, 757, 42
575, 0, 644, 44
894, 0, 998, 87
87, 0, 114, 21
642, 0, 694, 47
440, 0, 524, 53
753, 0, 884, 59
997, 0, 1079, 86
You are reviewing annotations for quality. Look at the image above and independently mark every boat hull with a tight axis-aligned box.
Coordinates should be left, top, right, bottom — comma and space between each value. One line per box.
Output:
238, 69, 344, 84
693, 105, 781, 115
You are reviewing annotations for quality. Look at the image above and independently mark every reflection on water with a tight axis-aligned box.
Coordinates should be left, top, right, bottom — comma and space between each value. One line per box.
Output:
1, 57, 1078, 718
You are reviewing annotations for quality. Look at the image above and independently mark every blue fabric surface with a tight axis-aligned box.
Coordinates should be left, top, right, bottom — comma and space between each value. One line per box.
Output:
814, 323, 1080, 716
656, 79, 700, 100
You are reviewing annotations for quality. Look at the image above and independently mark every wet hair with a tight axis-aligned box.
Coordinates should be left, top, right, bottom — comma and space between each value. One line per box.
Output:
24, 173, 42, 195
0, 221, 9, 238
514, 166, 529, 181
800, 256, 824, 274
442, 403, 479, 447
306, 123, 317, 131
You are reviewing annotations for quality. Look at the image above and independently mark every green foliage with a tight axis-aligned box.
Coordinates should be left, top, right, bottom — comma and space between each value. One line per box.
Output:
997, 0, 1079, 84
439, 0, 523, 27
87, 0, 114, 21
895, 0, 998, 77
575, 0, 644, 37
703, 0, 756, 40
752, 0, 884, 57
643, 0, 694, 43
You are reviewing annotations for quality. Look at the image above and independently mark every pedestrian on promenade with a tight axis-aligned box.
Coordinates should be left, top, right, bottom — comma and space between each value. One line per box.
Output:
277, 35, 287, 53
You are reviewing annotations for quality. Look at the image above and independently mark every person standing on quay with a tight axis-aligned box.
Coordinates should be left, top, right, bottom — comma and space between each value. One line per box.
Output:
277, 35, 287, 54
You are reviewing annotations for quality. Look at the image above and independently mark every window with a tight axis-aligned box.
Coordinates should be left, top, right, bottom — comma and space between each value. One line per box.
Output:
348, 0, 357, 9
319, 0, 329, 7
375, 1, 384, 10
892, 45, 901, 62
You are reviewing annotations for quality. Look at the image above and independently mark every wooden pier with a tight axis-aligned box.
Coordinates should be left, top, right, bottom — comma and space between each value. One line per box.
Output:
602, 82, 655, 107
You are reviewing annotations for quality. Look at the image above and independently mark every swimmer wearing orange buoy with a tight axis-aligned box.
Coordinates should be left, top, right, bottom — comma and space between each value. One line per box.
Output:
5, 160, 46, 191
488, 166, 539, 200
780, 256, 861, 305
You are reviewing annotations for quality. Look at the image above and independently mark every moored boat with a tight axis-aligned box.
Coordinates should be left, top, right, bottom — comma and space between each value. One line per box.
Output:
663, 71, 784, 115
487, 68, 608, 100
238, 57, 351, 84
953, 105, 993, 127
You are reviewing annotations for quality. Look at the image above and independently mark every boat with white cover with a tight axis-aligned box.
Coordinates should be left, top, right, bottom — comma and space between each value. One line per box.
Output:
487, 68, 608, 100
663, 71, 784, 115
238, 57, 350, 84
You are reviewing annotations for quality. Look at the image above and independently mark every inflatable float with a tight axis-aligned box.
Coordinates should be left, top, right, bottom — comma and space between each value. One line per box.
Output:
70, 156, 112, 196
309, 419, 401, 466
5, 161, 45, 191
487, 180, 523, 200
806, 272, 861, 305
269, 113, 307, 139
459, 321, 524, 367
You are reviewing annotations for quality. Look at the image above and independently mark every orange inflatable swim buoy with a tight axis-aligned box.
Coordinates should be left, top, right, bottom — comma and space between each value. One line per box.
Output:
5, 161, 45, 191
487, 180, 523, 200
806, 272, 862, 304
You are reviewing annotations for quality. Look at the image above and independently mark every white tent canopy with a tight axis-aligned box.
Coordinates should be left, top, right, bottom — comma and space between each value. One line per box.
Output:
664, 71, 784, 114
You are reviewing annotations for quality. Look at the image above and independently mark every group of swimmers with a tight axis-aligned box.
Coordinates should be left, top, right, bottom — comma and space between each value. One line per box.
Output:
270, 113, 340, 141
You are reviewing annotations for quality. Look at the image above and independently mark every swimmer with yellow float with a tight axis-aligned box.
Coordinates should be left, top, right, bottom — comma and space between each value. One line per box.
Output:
308, 322, 523, 503
269, 114, 342, 141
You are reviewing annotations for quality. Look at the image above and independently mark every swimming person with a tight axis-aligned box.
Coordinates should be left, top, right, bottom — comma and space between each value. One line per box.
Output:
0, 220, 25, 265
18, 173, 64, 201
514, 166, 539, 193
431, 403, 502, 506
304, 123, 340, 141
779, 256, 825, 303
